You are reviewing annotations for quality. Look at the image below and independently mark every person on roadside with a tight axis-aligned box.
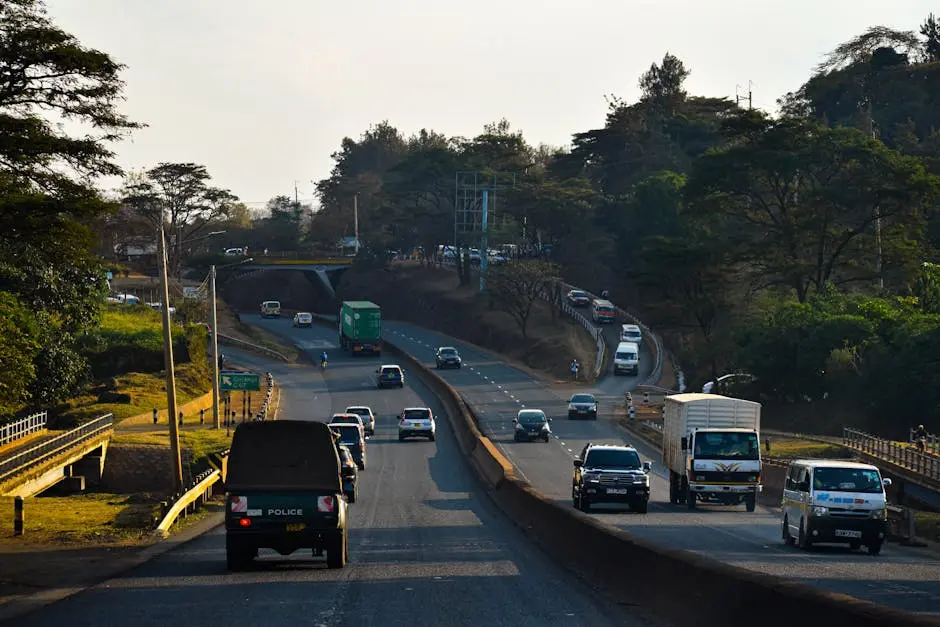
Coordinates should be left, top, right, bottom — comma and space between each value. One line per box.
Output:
320, 350, 328, 370
569, 359, 580, 381
600, 288, 609, 299
913, 424, 928, 452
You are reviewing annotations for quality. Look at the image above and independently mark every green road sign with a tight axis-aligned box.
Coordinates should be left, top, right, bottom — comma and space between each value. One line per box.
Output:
220, 371, 261, 391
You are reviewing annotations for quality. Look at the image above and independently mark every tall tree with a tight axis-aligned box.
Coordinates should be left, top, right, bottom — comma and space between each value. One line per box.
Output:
0, 0, 140, 412
922, 13, 940, 62
487, 260, 558, 338
0, 0, 142, 194
686, 113, 937, 301
122, 163, 237, 276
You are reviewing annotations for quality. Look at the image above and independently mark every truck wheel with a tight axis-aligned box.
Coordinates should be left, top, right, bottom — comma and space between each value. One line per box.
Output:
782, 516, 795, 545
327, 529, 348, 569
633, 499, 649, 514
745, 494, 756, 512
686, 487, 696, 510
225, 536, 254, 571
798, 520, 812, 550
348, 489, 357, 504
668, 472, 678, 504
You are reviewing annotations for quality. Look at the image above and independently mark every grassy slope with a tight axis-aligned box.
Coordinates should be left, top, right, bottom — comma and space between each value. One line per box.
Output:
60, 306, 209, 424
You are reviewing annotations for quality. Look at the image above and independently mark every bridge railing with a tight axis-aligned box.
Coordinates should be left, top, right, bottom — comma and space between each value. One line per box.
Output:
0, 411, 47, 446
0, 414, 114, 485
843, 427, 940, 484
217, 333, 289, 362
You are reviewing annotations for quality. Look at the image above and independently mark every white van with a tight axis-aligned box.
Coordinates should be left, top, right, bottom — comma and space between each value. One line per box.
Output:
613, 341, 640, 376
781, 459, 891, 555
260, 300, 281, 318
620, 324, 642, 344
591, 299, 617, 324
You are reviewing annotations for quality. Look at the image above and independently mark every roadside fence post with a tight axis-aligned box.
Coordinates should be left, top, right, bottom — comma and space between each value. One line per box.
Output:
13, 496, 24, 536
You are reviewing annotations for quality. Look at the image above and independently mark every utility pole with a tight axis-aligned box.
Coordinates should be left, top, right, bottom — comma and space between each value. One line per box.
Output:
158, 222, 184, 493
353, 193, 360, 254
736, 81, 753, 110
869, 101, 884, 289
480, 189, 489, 291
209, 265, 221, 429
294, 181, 299, 205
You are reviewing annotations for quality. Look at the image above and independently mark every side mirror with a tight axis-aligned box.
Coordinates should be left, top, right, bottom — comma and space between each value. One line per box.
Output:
511, 418, 517, 423
882, 478, 892, 487
681, 437, 688, 451
573, 459, 583, 468
548, 418, 553, 422
643, 461, 652, 473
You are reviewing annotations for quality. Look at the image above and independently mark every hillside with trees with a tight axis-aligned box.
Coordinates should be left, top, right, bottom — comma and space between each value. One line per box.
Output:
296, 18, 940, 436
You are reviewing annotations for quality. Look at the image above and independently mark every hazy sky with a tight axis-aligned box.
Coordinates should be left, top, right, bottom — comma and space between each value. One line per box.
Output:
45, 1, 935, 208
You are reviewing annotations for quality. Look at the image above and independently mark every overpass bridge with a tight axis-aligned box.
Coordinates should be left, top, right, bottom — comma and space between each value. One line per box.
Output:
0, 413, 113, 498
228, 258, 353, 297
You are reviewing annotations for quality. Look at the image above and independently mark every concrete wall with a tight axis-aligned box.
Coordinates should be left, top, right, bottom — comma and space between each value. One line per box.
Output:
101, 444, 194, 494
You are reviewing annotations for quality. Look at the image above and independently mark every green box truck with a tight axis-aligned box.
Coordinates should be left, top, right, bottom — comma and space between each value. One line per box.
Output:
339, 300, 381, 356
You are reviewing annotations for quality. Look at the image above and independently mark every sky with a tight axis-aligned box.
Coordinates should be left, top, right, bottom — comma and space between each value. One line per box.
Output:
45, 0, 937, 209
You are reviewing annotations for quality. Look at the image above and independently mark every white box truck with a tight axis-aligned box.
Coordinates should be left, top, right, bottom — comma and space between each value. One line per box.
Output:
662, 393, 762, 512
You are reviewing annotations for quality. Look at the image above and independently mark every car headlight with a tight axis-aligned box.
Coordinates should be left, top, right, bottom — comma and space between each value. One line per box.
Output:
634, 475, 649, 484
515, 423, 524, 430
585, 473, 600, 483
812, 506, 829, 517
541, 424, 549, 431
870, 508, 886, 520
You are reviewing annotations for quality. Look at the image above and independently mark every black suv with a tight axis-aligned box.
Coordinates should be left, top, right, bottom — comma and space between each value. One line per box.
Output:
435, 346, 462, 369
572, 443, 652, 513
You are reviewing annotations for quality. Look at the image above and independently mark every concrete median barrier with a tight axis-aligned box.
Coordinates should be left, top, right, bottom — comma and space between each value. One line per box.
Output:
380, 333, 940, 627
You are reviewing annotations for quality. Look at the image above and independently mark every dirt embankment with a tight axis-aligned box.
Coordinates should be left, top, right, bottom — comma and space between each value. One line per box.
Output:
219, 270, 337, 314
337, 265, 596, 381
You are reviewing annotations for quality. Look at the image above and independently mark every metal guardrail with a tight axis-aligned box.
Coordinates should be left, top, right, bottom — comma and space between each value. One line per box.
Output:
557, 282, 667, 387
254, 372, 276, 420
217, 333, 289, 362
539, 288, 606, 379
843, 427, 940, 483
0, 414, 114, 485
153, 468, 221, 537
0, 412, 47, 446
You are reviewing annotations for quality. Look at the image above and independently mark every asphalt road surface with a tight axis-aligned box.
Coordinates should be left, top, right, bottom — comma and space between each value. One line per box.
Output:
381, 320, 940, 617
14, 318, 666, 627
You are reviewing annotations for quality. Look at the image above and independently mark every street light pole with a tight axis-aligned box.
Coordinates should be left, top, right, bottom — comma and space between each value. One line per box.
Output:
353, 193, 360, 254
209, 264, 221, 429
158, 222, 184, 494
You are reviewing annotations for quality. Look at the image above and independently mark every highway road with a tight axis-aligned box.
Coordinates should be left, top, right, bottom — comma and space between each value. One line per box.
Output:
380, 320, 940, 617
14, 319, 663, 626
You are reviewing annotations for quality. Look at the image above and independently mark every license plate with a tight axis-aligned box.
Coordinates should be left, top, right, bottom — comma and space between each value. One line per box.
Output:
835, 529, 862, 538
608, 488, 628, 494
412, 423, 422, 427
286, 523, 305, 532
578, 409, 587, 413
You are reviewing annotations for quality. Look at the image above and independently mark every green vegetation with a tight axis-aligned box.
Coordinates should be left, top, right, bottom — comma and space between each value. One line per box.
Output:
0, 494, 158, 544
0, 0, 140, 417
60, 305, 210, 425
764, 438, 849, 460
113, 429, 233, 465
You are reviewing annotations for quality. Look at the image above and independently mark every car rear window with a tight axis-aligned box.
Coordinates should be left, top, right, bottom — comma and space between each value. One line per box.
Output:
404, 409, 430, 420
382, 367, 400, 375
347, 408, 369, 416
331, 425, 361, 444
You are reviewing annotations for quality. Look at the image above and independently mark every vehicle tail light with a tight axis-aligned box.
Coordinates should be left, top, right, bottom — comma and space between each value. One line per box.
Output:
317, 496, 335, 512
238, 517, 251, 527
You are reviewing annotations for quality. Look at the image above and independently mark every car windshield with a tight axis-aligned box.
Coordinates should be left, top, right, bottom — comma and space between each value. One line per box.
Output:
332, 425, 361, 445
813, 468, 883, 493
693, 432, 759, 460
585, 449, 641, 469
518, 412, 545, 425
439, 348, 457, 356
571, 291, 586, 298
404, 409, 430, 420
616, 351, 637, 360
570, 394, 595, 403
